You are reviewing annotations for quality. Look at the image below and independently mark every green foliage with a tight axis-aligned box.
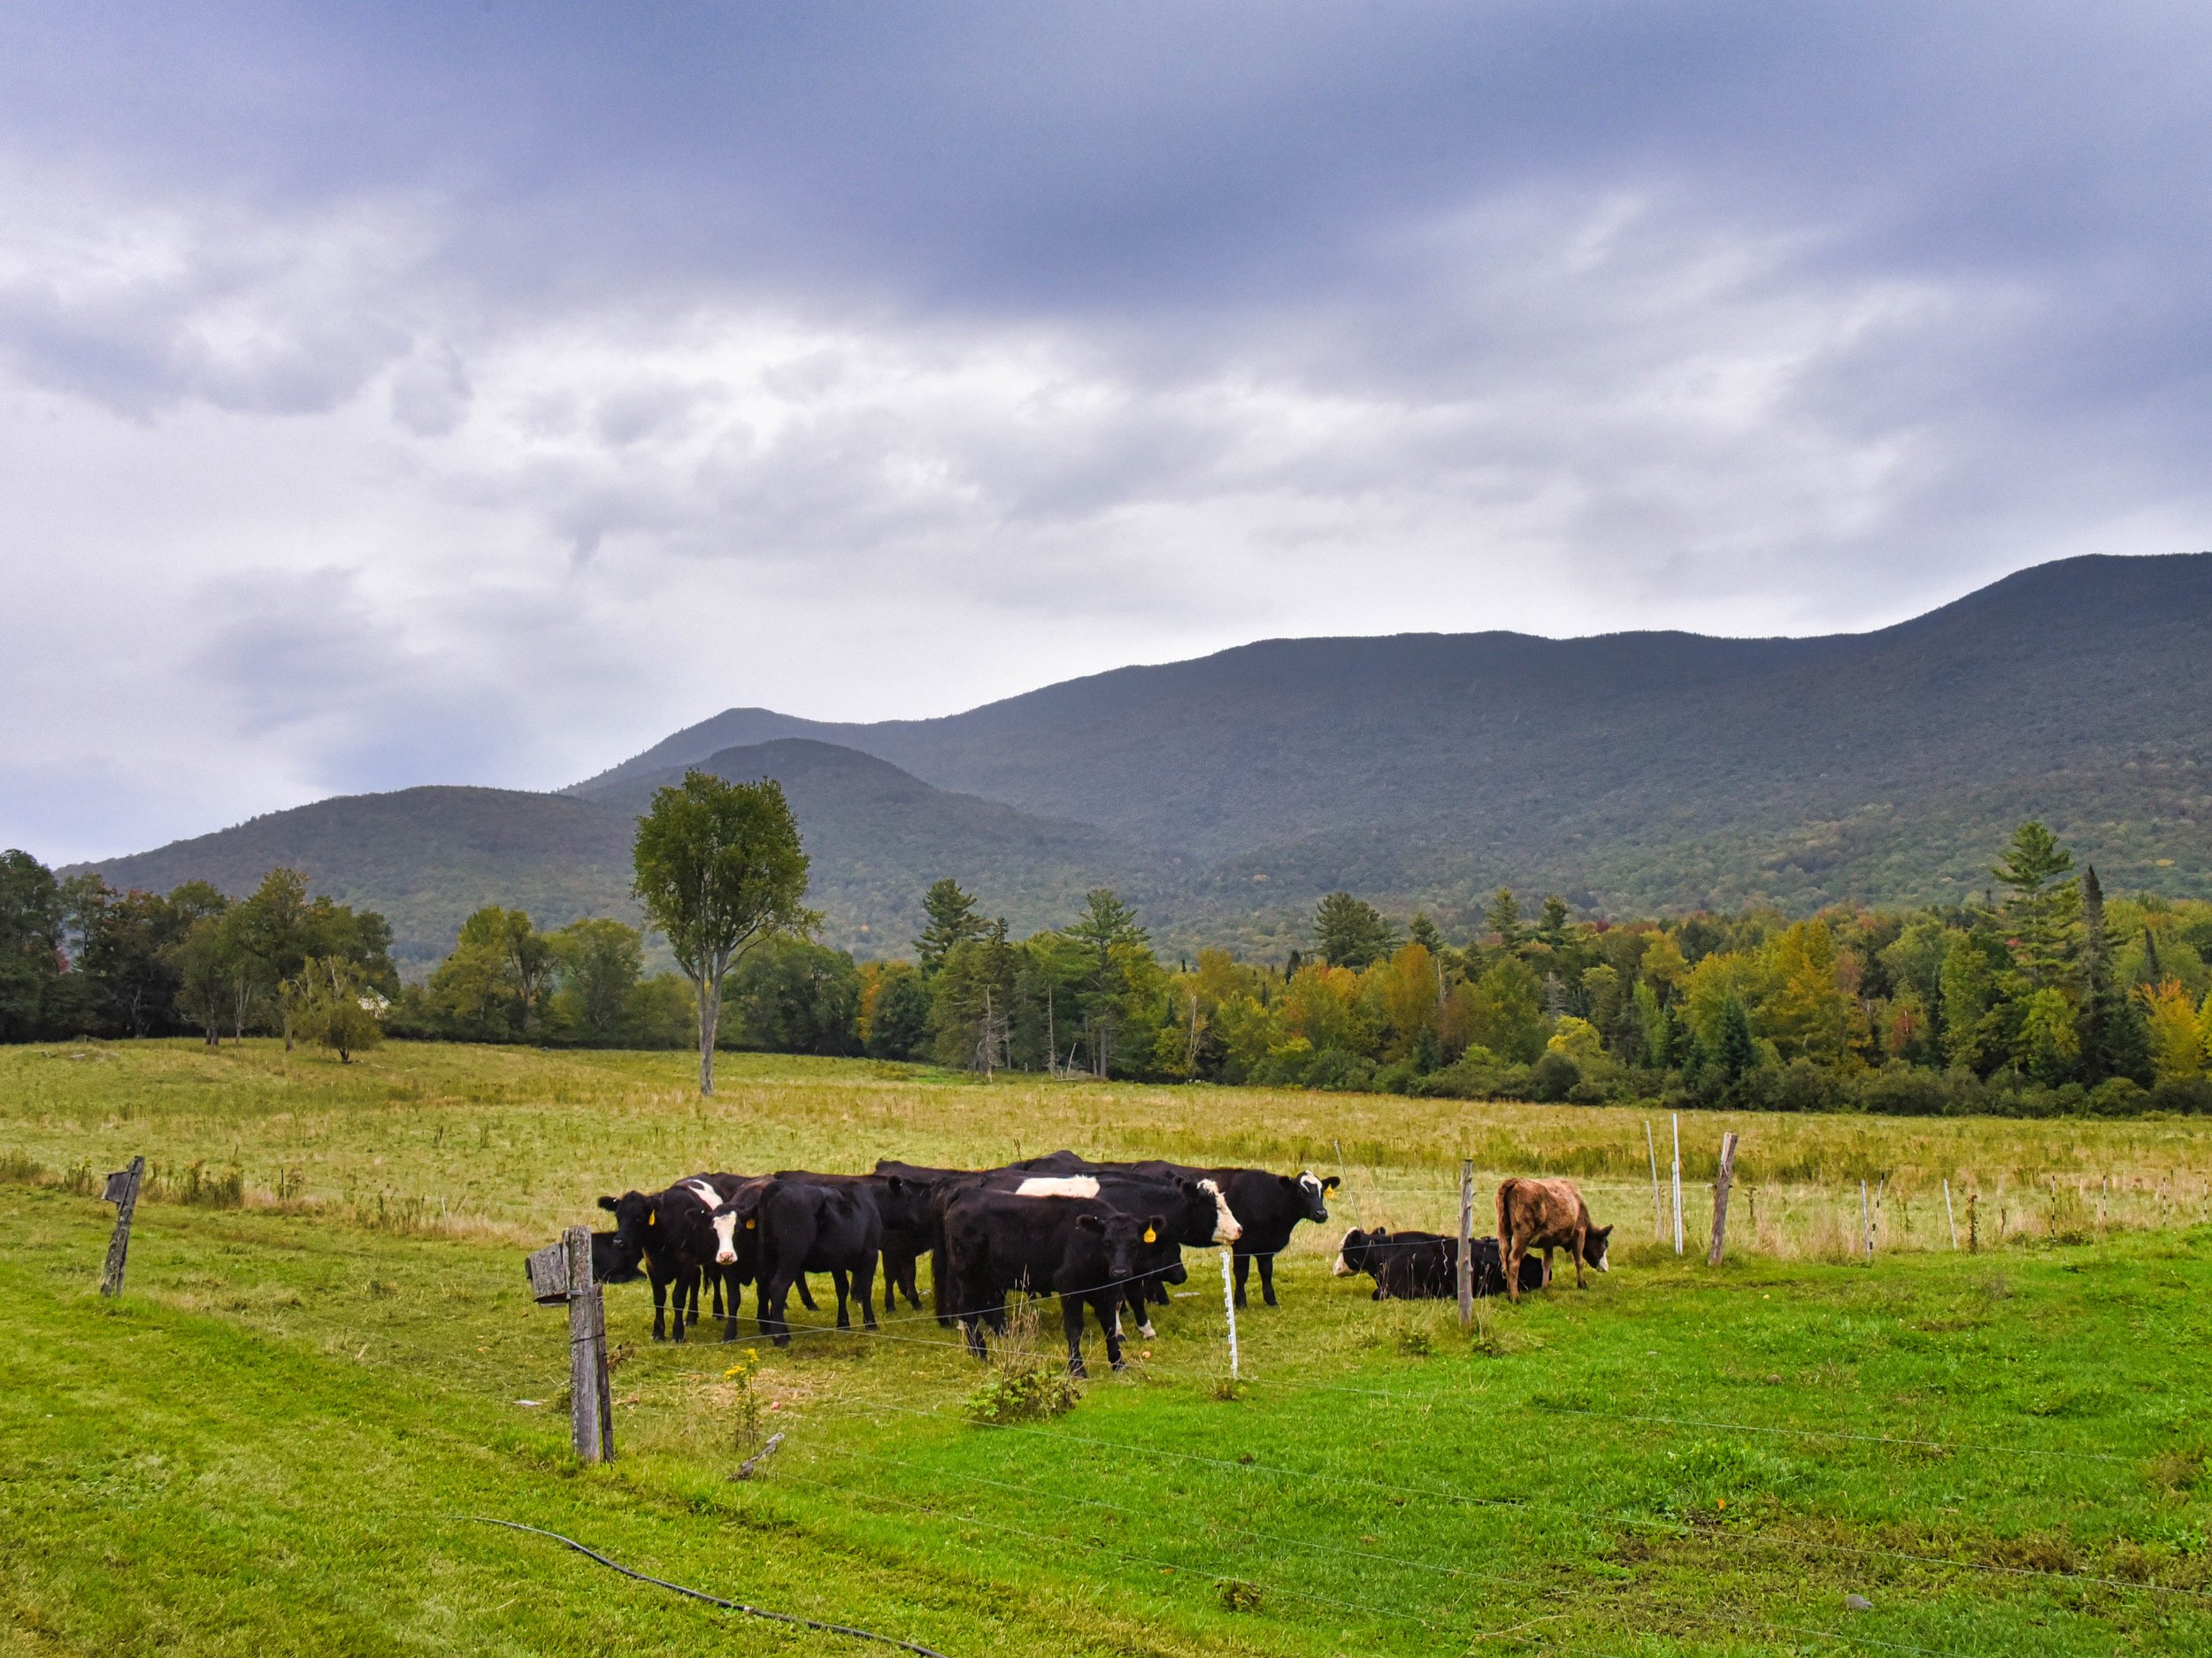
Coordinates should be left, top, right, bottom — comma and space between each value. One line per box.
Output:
1466, 958, 1545, 1063
725, 939, 862, 1057
861, 962, 932, 1060
631, 770, 816, 1094
282, 956, 386, 1063
1313, 891, 1397, 970
0, 849, 66, 1041
915, 877, 986, 976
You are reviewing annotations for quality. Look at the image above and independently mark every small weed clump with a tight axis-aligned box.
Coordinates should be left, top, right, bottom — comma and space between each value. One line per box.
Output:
724, 1351, 765, 1449
964, 1301, 1080, 1425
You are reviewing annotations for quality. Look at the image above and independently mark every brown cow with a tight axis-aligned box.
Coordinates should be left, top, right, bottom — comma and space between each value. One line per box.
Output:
1495, 1177, 1612, 1302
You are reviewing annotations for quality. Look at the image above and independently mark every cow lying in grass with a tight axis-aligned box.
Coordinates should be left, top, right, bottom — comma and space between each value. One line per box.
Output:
1331, 1227, 1543, 1300
1495, 1177, 1612, 1302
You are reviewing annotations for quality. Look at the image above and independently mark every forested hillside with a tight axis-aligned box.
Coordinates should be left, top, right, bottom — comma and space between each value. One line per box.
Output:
80, 741, 1159, 970
73, 554, 2212, 965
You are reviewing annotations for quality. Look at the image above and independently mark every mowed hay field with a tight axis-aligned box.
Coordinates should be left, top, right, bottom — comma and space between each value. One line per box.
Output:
5, 1042, 2212, 1657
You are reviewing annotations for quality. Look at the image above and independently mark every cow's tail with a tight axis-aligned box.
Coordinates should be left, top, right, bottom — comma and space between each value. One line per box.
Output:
1494, 1179, 1515, 1264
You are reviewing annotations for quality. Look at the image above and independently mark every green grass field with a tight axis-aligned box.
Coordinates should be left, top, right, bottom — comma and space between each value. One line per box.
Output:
5, 1040, 2212, 1656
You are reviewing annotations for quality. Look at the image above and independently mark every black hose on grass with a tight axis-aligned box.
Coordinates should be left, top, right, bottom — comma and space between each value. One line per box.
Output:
465, 1517, 952, 1658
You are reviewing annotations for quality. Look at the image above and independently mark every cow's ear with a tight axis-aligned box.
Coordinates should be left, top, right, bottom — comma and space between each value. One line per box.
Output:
1322, 1176, 1340, 1191
596, 1195, 618, 1213
1178, 1177, 1200, 1195
1593, 1224, 1613, 1241
886, 1175, 905, 1192
1077, 1213, 1104, 1233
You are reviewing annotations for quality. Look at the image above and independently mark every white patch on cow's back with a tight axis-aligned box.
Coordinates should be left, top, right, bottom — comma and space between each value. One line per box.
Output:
1014, 1175, 1099, 1199
1200, 1177, 1242, 1242
1333, 1252, 1352, 1276
681, 1179, 719, 1208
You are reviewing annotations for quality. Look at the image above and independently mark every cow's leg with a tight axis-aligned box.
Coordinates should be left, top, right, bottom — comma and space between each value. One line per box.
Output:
1540, 1246, 1555, 1289
1232, 1251, 1250, 1308
1502, 1241, 1522, 1304
649, 1267, 671, 1340
1258, 1252, 1279, 1308
1062, 1295, 1089, 1378
1127, 1286, 1156, 1340
1098, 1293, 1125, 1370
721, 1267, 741, 1340
671, 1267, 691, 1342
762, 1275, 794, 1348
830, 1266, 852, 1330
856, 1251, 879, 1330
961, 1314, 988, 1361
1573, 1224, 1588, 1289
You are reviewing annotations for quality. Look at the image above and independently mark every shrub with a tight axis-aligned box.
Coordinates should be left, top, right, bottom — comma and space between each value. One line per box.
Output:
964, 1300, 1081, 1425
1530, 1050, 1580, 1102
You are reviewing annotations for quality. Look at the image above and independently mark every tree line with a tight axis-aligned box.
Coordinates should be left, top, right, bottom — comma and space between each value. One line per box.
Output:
8, 802, 2212, 1115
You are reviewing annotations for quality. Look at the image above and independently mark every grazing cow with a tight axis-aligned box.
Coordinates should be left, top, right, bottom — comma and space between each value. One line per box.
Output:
1495, 1177, 1612, 1302
941, 1190, 1156, 1376
1010, 1152, 1328, 1308
729, 1175, 891, 1347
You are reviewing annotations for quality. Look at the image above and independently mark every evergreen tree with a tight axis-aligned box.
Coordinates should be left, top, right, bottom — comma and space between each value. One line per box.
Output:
1484, 887, 1525, 953
914, 877, 986, 977
1993, 821, 2081, 987
1536, 894, 1571, 949
1716, 995, 1756, 1081
1066, 889, 1149, 1077
1313, 891, 1396, 970
1407, 911, 1445, 955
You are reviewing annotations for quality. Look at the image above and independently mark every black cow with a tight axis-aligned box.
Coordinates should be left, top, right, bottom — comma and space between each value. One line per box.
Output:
1010, 1152, 1327, 1308
595, 1177, 726, 1340
1331, 1227, 1544, 1301
729, 1175, 892, 1347
941, 1190, 1156, 1376
991, 1166, 1235, 1338
869, 1160, 981, 1311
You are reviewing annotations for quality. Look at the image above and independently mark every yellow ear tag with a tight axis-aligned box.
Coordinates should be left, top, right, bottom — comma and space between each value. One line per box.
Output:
745, 1218, 757, 1230
646, 1215, 656, 1228
1142, 1226, 1156, 1244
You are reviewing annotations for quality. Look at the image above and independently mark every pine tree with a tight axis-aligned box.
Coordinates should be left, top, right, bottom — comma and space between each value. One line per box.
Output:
1992, 821, 2080, 987
1313, 892, 1397, 970
1484, 888, 1524, 953
1716, 995, 1755, 1082
915, 878, 986, 977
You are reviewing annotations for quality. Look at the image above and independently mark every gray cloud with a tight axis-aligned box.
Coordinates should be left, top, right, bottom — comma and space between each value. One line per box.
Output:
1, 3, 2208, 861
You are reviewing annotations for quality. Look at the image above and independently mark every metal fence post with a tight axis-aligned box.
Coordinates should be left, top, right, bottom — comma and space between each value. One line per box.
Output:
1457, 1158, 1474, 1330
1218, 1248, 1240, 1382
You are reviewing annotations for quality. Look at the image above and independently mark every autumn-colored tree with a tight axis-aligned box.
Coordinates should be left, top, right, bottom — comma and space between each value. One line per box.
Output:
1764, 920, 1851, 1065
1374, 941, 1440, 1063
2139, 979, 2206, 1083
1279, 963, 1367, 1056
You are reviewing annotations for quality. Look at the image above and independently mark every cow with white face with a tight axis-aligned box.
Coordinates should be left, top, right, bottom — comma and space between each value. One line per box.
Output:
1008, 1152, 1336, 1309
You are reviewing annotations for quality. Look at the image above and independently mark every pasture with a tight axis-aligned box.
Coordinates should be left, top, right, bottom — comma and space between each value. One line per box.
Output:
4, 1040, 2211, 1656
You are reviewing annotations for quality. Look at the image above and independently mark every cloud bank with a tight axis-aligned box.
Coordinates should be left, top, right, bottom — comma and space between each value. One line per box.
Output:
3, 3, 2208, 860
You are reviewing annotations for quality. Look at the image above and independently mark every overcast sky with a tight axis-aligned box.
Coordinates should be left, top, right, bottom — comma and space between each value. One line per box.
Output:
4, 3, 2208, 863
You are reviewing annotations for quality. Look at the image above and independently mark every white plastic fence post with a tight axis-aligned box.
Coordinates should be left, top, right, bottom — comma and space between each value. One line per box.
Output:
1647, 1121, 1664, 1241
1945, 1179, 1959, 1251
1670, 1114, 1684, 1256
1219, 1248, 1240, 1382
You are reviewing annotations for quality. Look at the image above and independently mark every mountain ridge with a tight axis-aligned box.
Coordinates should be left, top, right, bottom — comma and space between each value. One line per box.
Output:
75, 552, 2212, 967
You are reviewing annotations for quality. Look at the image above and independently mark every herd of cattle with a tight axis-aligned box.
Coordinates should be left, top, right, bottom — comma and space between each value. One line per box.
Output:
587, 1154, 1614, 1376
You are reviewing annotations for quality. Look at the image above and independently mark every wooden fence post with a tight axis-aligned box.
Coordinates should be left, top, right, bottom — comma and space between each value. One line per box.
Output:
1706, 1132, 1740, 1266
529, 1228, 611, 1462
1457, 1158, 1474, 1330
99, 1156, 145, 1298
566, 1226, 611, 1463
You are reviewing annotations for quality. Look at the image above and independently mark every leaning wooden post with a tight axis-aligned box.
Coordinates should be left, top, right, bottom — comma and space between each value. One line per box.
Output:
99, 1156, 146, 1298
526, 1228, 611, 1463
1456, 1158, 1474, 1331
1706, 1132, 1740, 1266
